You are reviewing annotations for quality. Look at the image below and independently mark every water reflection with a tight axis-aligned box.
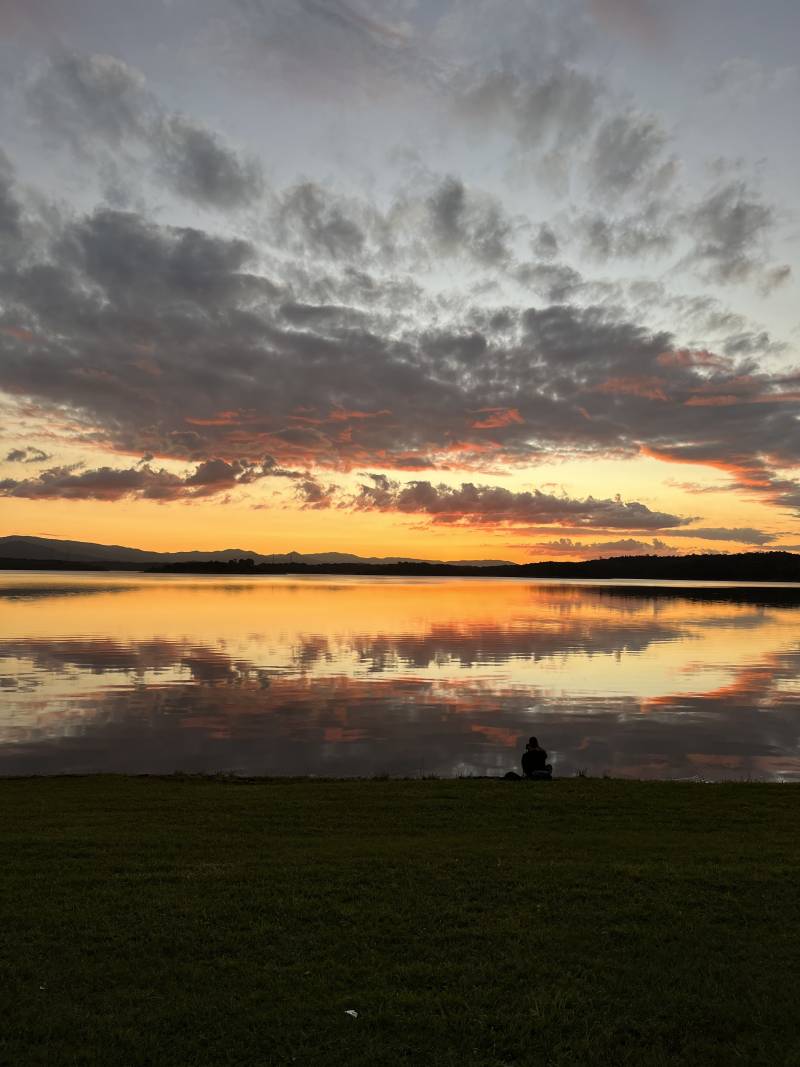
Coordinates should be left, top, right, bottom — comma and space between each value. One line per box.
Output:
1, 574, 799, 779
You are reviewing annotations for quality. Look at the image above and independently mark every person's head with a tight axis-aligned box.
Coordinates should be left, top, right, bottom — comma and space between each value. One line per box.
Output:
527, 736, 538, 749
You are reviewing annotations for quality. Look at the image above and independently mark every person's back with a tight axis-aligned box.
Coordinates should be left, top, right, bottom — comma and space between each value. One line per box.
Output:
521, 736, 552, 779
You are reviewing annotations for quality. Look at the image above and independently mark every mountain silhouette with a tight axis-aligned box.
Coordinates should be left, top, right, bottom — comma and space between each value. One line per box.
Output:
0, 536, 799, 586
0, 535, 513, 569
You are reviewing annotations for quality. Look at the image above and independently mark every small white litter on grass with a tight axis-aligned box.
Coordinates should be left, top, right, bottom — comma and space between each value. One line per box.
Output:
345, 1010, 359, 1018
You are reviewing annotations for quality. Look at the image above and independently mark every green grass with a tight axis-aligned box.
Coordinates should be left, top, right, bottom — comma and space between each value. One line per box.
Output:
2, 777, 800, 1066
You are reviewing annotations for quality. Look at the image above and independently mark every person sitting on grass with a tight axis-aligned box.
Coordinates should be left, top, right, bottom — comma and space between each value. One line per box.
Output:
503, 736, 553, 780
521, 736, 552, 780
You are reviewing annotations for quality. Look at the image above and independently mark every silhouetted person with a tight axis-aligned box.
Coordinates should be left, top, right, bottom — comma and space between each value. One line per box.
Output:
504, 736, 553, 780
521, 736, 551, 777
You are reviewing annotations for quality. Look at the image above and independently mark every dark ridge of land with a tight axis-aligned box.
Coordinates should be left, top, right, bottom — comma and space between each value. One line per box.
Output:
146, 550, 800, 583
2, 776, 800, 1066
3, 550, 800, 586
0, 557, 124, 571
1, 535, 799, 583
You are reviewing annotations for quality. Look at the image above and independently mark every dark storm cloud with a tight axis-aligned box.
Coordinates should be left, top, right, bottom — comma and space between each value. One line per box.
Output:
26, 53, 263, 209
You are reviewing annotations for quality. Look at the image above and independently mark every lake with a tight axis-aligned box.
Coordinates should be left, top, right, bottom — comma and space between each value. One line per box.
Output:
1, 573, 799, 780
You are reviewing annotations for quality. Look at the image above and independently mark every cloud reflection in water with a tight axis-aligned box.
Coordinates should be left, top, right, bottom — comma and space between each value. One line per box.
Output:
1, 575, 798, 779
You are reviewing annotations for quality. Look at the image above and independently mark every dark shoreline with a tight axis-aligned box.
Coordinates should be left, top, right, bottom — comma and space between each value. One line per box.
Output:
2, 549, 800, 583
4, 554, 800, 606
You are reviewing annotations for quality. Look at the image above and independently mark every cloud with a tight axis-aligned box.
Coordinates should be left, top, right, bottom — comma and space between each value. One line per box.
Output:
576, 204, 675, 260
0, 457, 288, 502
685, 181, 786, 288
668, 527, 777, 546
225, 0, 419, 97
587, 111, 674, 198
347, 475, 690, 530
151, 114, 263, 211
525, 536, 679, 558
531, 224, 559, 260
4, 446, 51, 463
26, 53, 263, 209
1, 170, 799, 519
516, 262, 583, 302
0, 149, 23, 244
426, 176, 512, 265
454, 65, 601, 182
273, 181, 369, 260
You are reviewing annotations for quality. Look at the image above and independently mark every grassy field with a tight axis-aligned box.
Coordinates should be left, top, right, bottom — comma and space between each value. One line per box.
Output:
2, 777, 799, 1066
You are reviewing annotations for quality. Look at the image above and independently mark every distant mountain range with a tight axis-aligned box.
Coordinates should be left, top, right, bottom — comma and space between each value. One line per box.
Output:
1, 535, 800, 586
0, 535, 513, 568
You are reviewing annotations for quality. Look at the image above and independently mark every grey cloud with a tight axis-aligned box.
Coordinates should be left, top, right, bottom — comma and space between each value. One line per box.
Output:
26, 53, 263, 209
758, 264, 792, 297
295, 477, 338, 508
577, 204, 674, 261
588, 111, 674, 197
668, 528, 777, 546
527, 536, 678, 557
4, 446, 51, 463
2, 186, 800, 517
686, 181, 777, 286
152, 114, 263, 210
426, 176, 512, 266
452, 64, 602, 197
0, 149, 23, 243
228, 0, 419, 97
349, 475, 690, 530
27, 53, 151, 153
58, 208, 274, 308
0, 457, 284, 502
531, 224, 559, 260
516, 263, 583, 302
274, 182, 367, 260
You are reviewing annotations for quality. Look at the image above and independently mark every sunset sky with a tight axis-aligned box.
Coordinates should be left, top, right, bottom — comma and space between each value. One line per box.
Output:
1, 0, 799, 561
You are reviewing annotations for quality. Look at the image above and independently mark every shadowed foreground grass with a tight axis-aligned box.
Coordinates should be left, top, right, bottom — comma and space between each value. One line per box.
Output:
2, 777, 800, 1066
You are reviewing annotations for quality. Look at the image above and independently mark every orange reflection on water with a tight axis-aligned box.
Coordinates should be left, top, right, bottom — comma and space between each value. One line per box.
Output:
1, 574, 799, 779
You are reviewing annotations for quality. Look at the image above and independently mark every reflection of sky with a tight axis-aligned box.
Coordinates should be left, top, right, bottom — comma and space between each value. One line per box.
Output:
1, 575, 799, 780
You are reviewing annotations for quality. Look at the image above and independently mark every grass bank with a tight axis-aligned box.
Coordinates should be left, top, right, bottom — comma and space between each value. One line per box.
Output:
2, 776, 799, 1066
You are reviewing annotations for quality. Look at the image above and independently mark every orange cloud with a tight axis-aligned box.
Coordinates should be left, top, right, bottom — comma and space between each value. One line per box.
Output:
328, 408, 391, 421
594, 377, 668, 401
471, 408, 525, 430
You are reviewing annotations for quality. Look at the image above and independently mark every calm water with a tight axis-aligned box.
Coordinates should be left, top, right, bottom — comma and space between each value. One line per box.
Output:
1, 573, 799, 780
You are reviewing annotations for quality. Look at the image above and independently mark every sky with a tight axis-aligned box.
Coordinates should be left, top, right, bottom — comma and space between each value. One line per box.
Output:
0, 0, 799, 562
